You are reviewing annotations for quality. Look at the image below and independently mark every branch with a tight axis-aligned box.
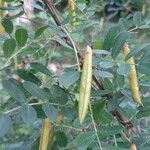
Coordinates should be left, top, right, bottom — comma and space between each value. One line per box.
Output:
43, 0, 62, 26
43, 0, 104, 90
43, 0, 134, 132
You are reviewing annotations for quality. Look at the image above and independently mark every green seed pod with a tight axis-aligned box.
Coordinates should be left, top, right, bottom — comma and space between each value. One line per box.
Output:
123, 43, 143, 106
39, 118, 53, 150
79, 46, 92, 124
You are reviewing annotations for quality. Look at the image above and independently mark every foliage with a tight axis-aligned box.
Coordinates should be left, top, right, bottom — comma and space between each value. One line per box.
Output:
0, 0, 150, 149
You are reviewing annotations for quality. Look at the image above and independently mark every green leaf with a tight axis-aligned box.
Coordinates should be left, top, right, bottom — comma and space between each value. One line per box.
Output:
6, 11, 24, 20
55, 36, 73, 49
99, 61, 113, 69
3, 38, 16, 58
133, 12, 142, 27
119, 18, 130, 30
23, 81, 47, 100
55, 131, 68, 147
139, 49, 150, 61
33, 103, 46, 119
20, 105, 37, 124
111, 32, 130, 59
102, 26, 119, 51
58, 70, 79, 88
140, 97, 150, 107
34, 25, 49, 39
94, 100, 106, 110
94, 70, 113, 78
96, 110, 112, 125
138, 24, 150, 29
2, 19, 13, 33
15, 28, 28, 47
125, 43, 150, 60
48, 20, 66, 37
138, 62, 150, 75
44, 85, 69, 105
117, 64, 130, 76
0, 114, 12, 137
0, 4, 22, 10
140, 81, 150, 87
30, 62, 51, 76
137, 110, 150, 118
115, 74, 125, 87
93, 101, 112, 124
42, 103, 57, 122
17, 69, 41, 86
2, 0, 15, 2
103, 79, 115, 91
61, 106, 77, 119
91, 89, 112, 97
69, 131, 95, 149
62, 12, 73, 25
2, 79, 26, 104
74, 21, 97, 32
92, 49, 111, 55
0, 97, 15, 111
104, 146, 127, 150
99, 125, 123, 137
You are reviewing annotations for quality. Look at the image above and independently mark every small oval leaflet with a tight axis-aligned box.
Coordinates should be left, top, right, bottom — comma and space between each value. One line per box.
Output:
117, 64, 131, 76
42, 103, 57, 122
2, 19, 13, 33
15, 28, 28, 47
0, 114, 12, 137
20, 105, 37, 124
3, 38, 16, 58
94, 70, 113, 78
99, 61, 113, 69
58, 70, 79, 88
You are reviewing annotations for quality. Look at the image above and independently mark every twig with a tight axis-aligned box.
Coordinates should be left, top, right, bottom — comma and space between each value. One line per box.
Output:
0, 42, 33, 70
61, 27, 80, 71
3, 102, 68, 114
113, 135, 118, 147
70, 0, 88, 19
43, 0, 106, 90
44, 0, 135, 135
43, 0, 62, 26
52, 122, 82, 132
121, 131, 132, 144
89, 103, 103, 150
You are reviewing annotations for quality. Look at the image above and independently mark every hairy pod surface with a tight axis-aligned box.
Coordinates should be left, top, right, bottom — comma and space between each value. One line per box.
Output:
79, 46, 92, 124
68, 0, 76, 28
39, 118, 53, 150
39, 113, 63, 150
123, 43, 143, 106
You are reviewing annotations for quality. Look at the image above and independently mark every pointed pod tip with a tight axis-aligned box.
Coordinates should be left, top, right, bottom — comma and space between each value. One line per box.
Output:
79, 114, 84, 125
135, 97, 143, 106
123, 43, 129, 49
138, 101, 144, 107
86, 45, 92, 54
79, 118, 84, 125
130, 143, 137, 150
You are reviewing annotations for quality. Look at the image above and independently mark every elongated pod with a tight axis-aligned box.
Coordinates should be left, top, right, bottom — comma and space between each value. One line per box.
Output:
39, 118, 53, 150
79, 46, 92, 124
68, 0, 76, 28
123, 43, 143, 106
39, 113, 63, 150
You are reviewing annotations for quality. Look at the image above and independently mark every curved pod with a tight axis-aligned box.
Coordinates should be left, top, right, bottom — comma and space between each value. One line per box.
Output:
123, 43, 142, 106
